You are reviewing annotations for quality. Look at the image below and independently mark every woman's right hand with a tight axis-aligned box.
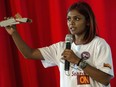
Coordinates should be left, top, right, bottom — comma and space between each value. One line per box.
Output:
4, 15, 19, 35
5, 25, 17, 35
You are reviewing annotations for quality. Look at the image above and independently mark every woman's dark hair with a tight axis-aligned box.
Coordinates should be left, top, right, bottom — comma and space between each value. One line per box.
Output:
67, 1, 97, 44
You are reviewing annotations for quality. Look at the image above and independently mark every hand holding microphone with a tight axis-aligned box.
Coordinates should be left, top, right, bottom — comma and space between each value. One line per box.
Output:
61, 34, 73, 75
64, 34, 73, 71
62, 34, 81, 75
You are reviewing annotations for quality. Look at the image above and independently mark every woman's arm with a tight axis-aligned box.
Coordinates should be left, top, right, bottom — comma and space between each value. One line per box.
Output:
83, 63, 113, 86
5, 26, 44, 60
62, 49, 113, 86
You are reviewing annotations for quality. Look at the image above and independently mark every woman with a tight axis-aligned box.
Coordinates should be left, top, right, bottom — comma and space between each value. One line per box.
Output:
5, 1, 114, 87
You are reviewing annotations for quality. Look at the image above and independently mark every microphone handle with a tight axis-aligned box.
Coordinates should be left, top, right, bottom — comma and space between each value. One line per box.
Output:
64, 42, 71, 71
65, 60, 70, 71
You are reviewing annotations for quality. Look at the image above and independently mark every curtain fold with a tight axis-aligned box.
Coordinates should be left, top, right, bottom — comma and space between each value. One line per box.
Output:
0, 0, 116, 87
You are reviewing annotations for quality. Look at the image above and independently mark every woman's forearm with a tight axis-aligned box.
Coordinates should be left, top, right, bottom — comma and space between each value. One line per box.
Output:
83, 64, 112, 86
11, 30, 43, 60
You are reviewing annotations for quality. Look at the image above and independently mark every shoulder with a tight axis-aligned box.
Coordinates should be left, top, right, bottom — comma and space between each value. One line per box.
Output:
84, 36, 111, 51
39, 41, 65, 54
90, 36, 109, 45
49, 41, 65, 49
92, 36, 111, 50
96, 36, 109, 46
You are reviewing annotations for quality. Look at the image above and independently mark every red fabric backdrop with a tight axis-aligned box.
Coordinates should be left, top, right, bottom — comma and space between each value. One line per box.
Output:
0, 0, 116, 87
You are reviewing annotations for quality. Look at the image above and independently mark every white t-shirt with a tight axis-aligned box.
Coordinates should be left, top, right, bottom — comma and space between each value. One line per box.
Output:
39, 36, 114, 87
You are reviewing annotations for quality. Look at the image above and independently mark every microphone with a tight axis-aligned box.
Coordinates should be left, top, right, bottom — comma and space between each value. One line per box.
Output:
0, 17, 32, 27
64, 34, 73, 75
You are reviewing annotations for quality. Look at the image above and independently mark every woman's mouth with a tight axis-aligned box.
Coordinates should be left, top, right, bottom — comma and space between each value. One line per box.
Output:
70, 27, 76, 31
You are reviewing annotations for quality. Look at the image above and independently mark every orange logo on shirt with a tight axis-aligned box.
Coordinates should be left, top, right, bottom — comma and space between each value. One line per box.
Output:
104, 63, 112, 69
77, 75, 90, 85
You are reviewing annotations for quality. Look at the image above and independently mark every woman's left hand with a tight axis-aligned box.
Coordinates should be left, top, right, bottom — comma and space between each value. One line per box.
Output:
61, 49, 80, 64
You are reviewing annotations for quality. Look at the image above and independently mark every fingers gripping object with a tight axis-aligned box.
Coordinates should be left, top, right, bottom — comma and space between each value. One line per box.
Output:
0, 13, 32, 27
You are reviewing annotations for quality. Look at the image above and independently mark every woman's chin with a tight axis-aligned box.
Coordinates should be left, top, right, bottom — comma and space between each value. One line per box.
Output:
70, 32, 76, 35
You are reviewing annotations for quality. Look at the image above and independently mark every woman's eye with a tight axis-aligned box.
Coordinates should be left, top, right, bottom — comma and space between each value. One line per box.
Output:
67, 17, 71, 21
74, 17, 80, 21
67, 16, 80, 22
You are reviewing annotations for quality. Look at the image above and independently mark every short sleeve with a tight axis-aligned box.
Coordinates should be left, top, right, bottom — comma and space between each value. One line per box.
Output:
39, 42, 65, 68
94, 39, 114, 76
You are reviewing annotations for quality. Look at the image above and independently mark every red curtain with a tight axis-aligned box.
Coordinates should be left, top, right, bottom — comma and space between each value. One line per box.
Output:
0, 0, 116, 87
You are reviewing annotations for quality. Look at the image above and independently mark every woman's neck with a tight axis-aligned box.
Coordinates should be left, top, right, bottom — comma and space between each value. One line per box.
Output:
74, 35, 84, 45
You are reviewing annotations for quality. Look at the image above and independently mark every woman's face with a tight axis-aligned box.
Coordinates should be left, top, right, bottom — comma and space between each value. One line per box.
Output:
67, 9, 87, 36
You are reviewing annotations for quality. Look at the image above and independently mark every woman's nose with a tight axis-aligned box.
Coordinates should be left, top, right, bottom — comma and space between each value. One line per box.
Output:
69, 19, 75, 25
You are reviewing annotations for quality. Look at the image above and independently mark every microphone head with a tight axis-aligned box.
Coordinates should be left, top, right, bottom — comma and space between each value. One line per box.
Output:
65, 34, 73, 43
